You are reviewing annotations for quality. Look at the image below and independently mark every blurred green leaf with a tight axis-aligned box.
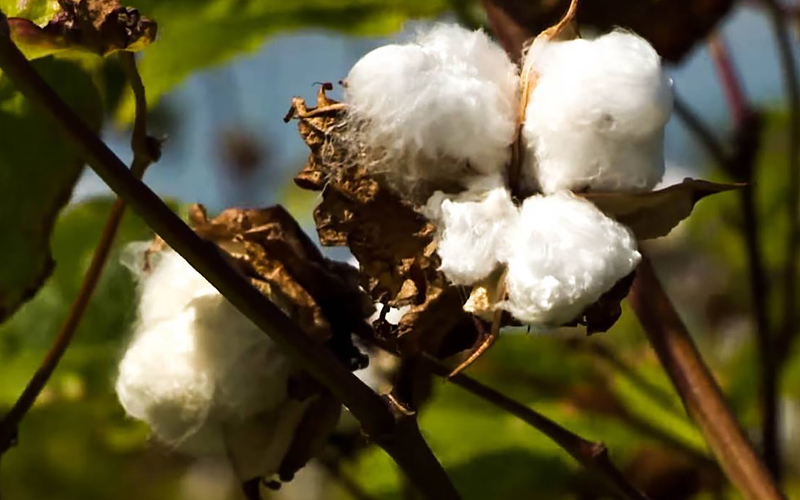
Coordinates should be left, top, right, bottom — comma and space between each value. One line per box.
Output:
0, 58, 102, 323
0, 0, 60, 24
118, 0, 451, 121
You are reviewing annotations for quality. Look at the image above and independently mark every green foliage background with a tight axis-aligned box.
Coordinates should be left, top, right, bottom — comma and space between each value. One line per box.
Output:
1, 0, 799, 499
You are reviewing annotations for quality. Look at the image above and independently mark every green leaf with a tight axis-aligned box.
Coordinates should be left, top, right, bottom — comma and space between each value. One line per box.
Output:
117, 0, 451, 121
0, 58, 103, 322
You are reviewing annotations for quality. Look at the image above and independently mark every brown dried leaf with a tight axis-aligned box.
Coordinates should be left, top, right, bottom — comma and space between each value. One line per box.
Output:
189, 204, 373, 350
482, 0, 734, 63
580, 179, 743, 240
287, 86, 480, 358
10, 0, 157, 58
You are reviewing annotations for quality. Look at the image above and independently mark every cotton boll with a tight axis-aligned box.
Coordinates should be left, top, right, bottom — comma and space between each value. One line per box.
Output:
115, 248, 293, 459
345, 24, 519, 182
425, 182, 518, 285
502, 191, 641, 326
116, 313, 217, 449
522, 30, 673, 194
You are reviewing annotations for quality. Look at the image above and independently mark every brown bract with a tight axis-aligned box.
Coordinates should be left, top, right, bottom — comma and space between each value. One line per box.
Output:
188, 204, 372, 351
581, 179, 745, 241
286, 85, 481, 359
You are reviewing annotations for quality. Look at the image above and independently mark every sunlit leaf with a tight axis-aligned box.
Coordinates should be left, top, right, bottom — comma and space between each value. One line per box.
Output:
117, 0, 451, 121
581, 179, 743, 240
0, 58, 102, 323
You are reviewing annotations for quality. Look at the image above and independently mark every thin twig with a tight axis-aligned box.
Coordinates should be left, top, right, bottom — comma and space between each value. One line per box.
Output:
421, 356, 653, 500
0, 51, 155, 453
629, 253, 785, 500
764, 0, 800, 389
0, 20, 460, 500
709, 35, 749, 125
564, 339, 684, 418
490, 365, 716, 468
708, 32, 778, 480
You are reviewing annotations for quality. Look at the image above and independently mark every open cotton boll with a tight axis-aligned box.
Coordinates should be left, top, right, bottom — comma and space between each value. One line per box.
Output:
116, 248, 293, 458
424, 181, 518, 285
502, 191, 641, 327
345, 24, 519, 182
522, 30, 673, 194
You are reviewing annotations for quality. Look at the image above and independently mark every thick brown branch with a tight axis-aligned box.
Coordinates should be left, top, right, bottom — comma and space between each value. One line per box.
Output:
629, 254, 784, 500
707, 33, 779, 480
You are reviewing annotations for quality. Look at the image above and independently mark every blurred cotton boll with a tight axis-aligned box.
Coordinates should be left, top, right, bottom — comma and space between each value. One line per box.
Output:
522, 30, 673, 194
115, 246, 302, 481
501, 191, 641, 327
345, 24, 519, 184
424, 180, 518, 286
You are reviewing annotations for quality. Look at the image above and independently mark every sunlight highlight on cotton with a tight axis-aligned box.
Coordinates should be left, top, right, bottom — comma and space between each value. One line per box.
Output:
115, 246, 298, 479
522, 30, 673, 194
425, 180, 518, 285
345, 24, 519, 183
501, 191, 641, 326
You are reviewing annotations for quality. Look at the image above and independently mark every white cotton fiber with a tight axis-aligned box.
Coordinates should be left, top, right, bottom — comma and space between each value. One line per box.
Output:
345, 24, 519, 180
116, 247, 295, 468
501, 191, 641, 327
424, 180, 518, 285
522, 30, 673, 194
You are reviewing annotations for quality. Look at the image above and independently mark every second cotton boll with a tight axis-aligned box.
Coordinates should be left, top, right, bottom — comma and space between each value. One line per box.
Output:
500, 191, 641, 327
345, 24, 519, 185
522, 30, 673, 194
115, 246, 303, 481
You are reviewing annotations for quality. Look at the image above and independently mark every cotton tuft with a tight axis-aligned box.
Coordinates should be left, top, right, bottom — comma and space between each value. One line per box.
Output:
522, 30, 673, 194
424, 179, 518, 285
501, 191, 641, 326
345, 24, 519, 182
116, 247, 299, 479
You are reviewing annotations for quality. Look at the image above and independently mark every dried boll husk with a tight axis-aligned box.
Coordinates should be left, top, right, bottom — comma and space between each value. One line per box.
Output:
344, 24, 519, 190
500, 191, 641, 327
521, 29, 673, 195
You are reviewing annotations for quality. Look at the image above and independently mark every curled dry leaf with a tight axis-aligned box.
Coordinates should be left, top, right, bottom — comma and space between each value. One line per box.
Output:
188, 204, 373, 352
285, 85, 480, 358
482, 0, 734, 64
580, 179, 744, 240
8, 0, 156, 59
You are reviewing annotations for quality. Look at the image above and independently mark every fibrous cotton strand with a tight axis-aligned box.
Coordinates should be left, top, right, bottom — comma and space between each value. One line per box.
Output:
345, 24, 518, 183
501, 191, 641, 327
424, 180, 518, 285
522, 30, 673, 194
116, 246, 298, 479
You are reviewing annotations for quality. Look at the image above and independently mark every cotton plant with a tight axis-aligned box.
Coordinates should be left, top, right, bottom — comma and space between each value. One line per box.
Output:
115, 244, 308, 484
343, 13, 671, 338
114, 1, 729, 493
